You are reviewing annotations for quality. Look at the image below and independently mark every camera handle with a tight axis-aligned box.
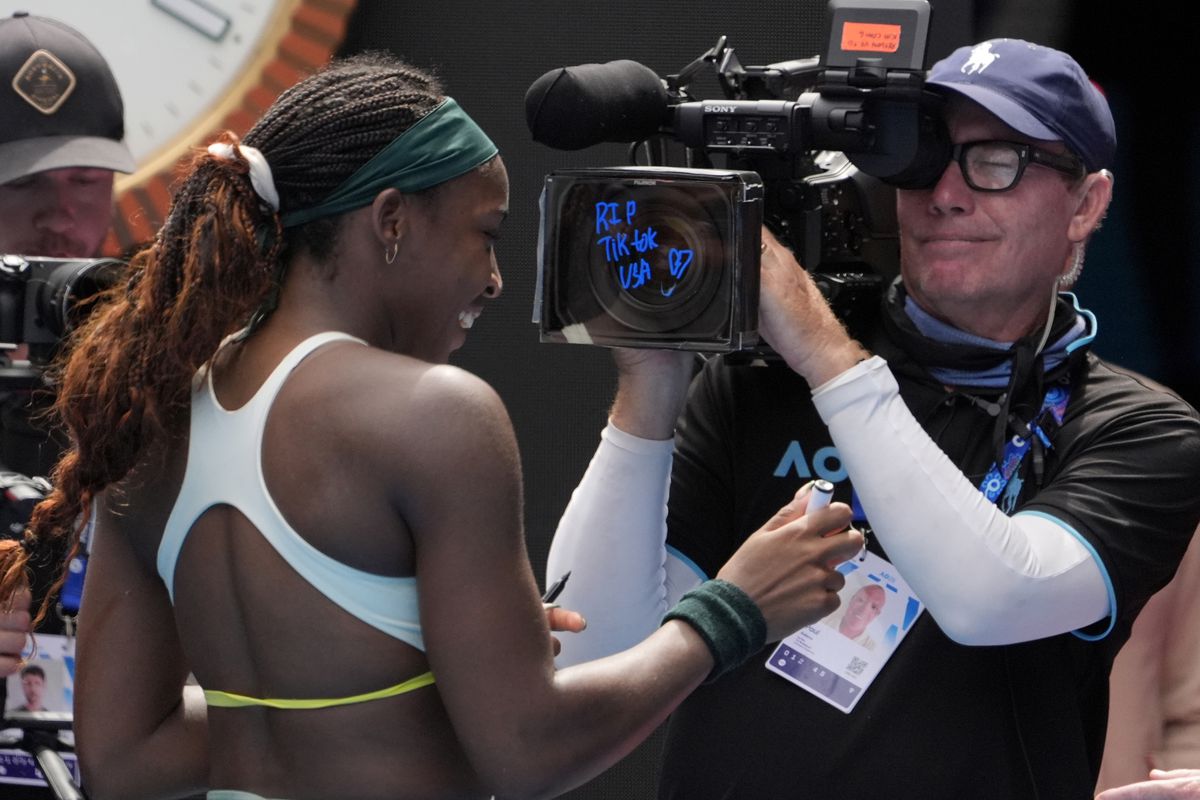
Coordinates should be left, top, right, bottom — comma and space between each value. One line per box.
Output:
666, 35, 729, 96
26, 730, 84, 800
1, 712, 85, 800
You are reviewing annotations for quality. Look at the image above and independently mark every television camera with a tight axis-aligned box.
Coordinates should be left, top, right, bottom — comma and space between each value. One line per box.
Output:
527, 0, 950, 351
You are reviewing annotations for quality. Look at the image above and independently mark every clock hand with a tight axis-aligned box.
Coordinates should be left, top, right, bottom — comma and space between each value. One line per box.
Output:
150, 0, 231, 42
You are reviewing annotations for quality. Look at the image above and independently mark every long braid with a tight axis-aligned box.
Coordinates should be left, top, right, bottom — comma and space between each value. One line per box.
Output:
0, 53, 446, 624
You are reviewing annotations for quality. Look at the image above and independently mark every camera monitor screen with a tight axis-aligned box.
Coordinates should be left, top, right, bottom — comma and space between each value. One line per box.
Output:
536, 167, 763, 351
824, 0, 930, 71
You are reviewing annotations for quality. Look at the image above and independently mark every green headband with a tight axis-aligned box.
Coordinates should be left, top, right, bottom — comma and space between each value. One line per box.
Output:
281, 97, 498, 228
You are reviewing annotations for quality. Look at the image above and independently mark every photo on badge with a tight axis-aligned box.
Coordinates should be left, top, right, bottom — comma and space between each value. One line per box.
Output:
3, 635, 73, 716
765, 551, 923, 713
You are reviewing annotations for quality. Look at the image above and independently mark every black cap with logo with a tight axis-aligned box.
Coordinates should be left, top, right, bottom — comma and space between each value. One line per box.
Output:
0, 11, 135, 185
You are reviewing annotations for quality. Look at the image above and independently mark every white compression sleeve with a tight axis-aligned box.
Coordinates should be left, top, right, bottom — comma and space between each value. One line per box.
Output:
548, 422, 699, 666
811, 357, 1112, 645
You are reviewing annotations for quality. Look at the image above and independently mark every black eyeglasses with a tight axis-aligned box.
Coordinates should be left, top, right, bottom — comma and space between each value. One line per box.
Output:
948, 140, 1085, 192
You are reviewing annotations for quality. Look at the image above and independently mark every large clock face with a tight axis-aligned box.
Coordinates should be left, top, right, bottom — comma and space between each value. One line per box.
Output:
0, 0, 357, 249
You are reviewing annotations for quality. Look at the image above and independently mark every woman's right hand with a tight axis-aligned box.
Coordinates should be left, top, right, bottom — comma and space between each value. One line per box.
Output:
716, 484, 863, 642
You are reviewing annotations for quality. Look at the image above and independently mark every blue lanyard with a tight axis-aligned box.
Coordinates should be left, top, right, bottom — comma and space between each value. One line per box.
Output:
58, 506, 95, 618
978, 383, 1070, 514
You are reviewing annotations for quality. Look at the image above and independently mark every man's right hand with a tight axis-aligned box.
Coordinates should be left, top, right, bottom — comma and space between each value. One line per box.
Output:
717, 485, 863, 642
0, 586, 32, 677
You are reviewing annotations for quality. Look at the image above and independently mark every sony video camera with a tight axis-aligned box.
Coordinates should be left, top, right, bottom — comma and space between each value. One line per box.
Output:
0, 254, 124, 384
528, 0, 949, 351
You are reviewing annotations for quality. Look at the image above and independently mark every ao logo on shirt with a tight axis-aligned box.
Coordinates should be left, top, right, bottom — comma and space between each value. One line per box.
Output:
773, 441, 847, 483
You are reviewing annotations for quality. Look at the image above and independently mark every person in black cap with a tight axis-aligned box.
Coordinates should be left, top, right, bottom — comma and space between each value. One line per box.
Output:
0, 10, 135, 473
0, 11, 135, 679
0, 11, 134, 259
549, 38, 1200, 799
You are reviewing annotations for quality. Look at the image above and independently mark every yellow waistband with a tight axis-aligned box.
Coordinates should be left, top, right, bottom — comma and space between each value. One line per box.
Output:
204, 670, 435, 710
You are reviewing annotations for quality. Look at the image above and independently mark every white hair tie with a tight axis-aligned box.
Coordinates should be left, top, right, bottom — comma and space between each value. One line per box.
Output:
207, 141, 280, 212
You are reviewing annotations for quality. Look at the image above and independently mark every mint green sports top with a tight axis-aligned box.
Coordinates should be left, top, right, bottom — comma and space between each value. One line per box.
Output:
158, 332, 433, 707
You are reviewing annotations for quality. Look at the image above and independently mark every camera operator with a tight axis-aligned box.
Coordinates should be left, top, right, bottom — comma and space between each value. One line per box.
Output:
548, 38, 1200, 799
0, 10, 135, 673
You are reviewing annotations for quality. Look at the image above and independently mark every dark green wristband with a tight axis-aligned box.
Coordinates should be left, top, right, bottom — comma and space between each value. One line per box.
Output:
662, 579, 767, 683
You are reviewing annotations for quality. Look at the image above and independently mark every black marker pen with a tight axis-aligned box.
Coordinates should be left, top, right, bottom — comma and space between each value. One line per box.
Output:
542, 571, 571, 605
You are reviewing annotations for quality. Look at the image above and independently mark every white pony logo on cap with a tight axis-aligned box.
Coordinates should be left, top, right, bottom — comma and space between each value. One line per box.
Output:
961, 42, 1000, 75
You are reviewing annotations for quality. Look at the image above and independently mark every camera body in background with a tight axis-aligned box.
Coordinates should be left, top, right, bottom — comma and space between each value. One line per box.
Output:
0, 254, 123, 377
529, 0, 945, 351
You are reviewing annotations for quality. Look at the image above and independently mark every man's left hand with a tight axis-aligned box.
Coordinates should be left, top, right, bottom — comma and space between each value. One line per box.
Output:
758, 227, 869, 387
1097, 770, 1200, 799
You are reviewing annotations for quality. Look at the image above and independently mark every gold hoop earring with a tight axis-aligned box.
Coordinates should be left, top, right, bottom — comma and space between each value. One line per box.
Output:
385, 241, 399, 265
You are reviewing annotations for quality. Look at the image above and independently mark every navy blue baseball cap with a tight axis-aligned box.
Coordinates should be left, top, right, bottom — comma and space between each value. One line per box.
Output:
927, 39, 1116, 173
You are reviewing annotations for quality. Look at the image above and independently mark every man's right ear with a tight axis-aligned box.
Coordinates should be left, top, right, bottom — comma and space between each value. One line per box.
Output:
1067, 169, 1113, 245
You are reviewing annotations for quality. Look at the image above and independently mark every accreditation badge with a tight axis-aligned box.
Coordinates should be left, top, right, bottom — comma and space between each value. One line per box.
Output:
1, 633, 80, 788
765, 551, 922, 713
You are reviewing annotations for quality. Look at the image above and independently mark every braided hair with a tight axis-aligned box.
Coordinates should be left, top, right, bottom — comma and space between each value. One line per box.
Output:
0, 53, 446, 624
